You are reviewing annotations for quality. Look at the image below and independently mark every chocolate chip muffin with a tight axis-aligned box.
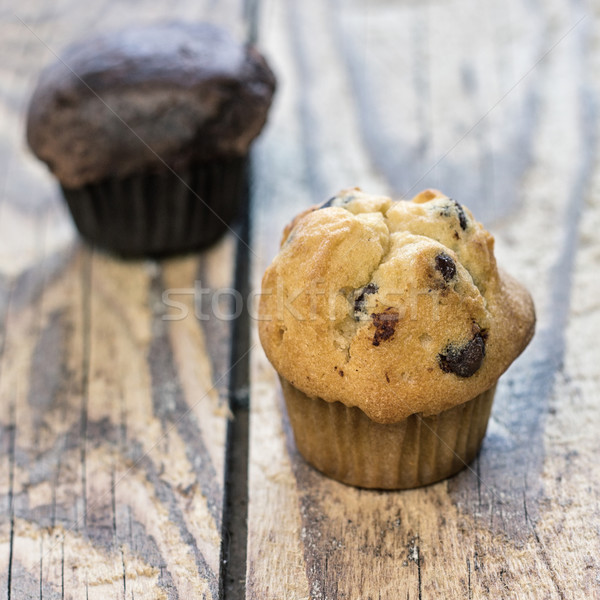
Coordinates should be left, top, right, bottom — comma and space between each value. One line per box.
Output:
259, 188, 535, 489
26, 21, 276, 256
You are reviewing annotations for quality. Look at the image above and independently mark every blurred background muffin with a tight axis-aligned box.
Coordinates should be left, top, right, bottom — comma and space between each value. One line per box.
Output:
26, 21, 276, 256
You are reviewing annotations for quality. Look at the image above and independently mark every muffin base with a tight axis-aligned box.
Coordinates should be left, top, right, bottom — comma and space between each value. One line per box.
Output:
281, 378, 496, 489
62, 156, 247, 257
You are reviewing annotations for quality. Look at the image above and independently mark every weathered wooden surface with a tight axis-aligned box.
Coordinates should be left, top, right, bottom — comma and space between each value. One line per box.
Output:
2, 0, 600, 598
0, 1, 247, 598
248, 0, 600, 598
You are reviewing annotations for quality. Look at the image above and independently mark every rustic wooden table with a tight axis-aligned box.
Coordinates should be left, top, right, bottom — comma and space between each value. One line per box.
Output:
1, 0, 599, 598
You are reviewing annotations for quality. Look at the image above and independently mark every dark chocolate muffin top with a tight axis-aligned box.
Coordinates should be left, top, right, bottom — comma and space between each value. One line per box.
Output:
26, 22, 276, 188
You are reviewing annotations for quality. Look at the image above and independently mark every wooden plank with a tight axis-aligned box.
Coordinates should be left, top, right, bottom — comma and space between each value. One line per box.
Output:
0, 0, 247, 597
0, 247, 234, 598
247, 0, 600, 597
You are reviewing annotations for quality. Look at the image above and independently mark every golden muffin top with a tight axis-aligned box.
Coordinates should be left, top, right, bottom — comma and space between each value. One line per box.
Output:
258, 188, 535, 423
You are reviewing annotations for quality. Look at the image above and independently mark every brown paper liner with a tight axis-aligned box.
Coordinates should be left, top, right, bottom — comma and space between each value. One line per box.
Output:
281, 378, 496, 489
61, 156, 247, 257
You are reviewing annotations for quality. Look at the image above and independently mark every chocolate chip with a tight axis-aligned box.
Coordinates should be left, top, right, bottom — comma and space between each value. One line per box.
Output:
435, 252, 456, 282
452, 199, 468, 230
339, 370, 344, 377
371, 309, 399, 346
320, 196, 337, 209
354, 283, 378, 318
438, 332, 486, 377
320, 194, 355, 209
439, 199, 468, 230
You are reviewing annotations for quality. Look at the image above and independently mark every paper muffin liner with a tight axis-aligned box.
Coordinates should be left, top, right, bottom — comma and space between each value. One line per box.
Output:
61, 156, 248, 257
281, 377, 496, 489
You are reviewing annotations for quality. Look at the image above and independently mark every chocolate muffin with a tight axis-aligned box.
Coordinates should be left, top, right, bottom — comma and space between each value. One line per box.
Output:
26, 21, 276, 256
258, 188, 535, 489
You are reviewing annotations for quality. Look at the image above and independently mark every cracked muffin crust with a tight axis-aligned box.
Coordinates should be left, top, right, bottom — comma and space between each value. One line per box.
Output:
259, 188, 535, 424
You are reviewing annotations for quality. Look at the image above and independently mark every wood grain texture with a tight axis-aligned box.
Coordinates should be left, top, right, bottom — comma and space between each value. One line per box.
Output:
248, 0, 600, 598
0, 0, 247, 597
